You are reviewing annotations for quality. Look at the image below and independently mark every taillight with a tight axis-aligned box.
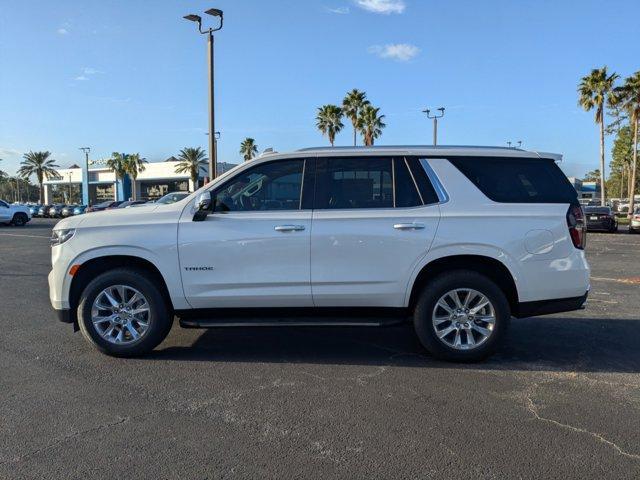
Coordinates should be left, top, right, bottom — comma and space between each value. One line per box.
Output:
567, 205, 586, 249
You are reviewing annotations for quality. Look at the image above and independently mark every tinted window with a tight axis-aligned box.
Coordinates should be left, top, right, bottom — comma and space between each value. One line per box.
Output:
394, 158, 422, 208
214, 159, 304, 212
449, 157, 578, 204
585, 207, 610, 214
315, 157, 393, 209
0, 201, 8, 208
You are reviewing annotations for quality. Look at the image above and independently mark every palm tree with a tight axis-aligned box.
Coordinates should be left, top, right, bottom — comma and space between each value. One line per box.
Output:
175, 147, 208, 190
240, 138, 259, 162
316, 104, 344, 146
342, 89, 370, 146
578, 67, 619, 206
106, 152, 129, 200
357, 105, 386, 146
613, 71, 640, 215
124, 153, 147, 200
0, 159, 6, 180
18, 151, 59, 203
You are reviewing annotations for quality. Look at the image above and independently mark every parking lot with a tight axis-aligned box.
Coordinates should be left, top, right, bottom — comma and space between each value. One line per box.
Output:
1, 219, 639, 479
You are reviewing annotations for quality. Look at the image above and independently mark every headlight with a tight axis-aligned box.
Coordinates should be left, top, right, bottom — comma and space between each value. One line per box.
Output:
51, 228, 75, 247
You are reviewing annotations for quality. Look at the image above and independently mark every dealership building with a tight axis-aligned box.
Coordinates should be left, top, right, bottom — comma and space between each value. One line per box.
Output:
43, 158, 237, 205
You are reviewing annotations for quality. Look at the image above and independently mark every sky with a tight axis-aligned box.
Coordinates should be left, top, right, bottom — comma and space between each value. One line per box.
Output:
1, 0, 639, 179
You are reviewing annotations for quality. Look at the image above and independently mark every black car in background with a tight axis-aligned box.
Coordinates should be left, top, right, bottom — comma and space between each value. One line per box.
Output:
48, 204, 66, 218
584, 206, 618, 233
116, 200, 147, 208
37, 204, 52, 217
86, 200, 124, 213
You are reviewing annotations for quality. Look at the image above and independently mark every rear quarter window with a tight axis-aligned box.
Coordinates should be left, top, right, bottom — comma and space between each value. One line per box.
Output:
448, 157, 578, 204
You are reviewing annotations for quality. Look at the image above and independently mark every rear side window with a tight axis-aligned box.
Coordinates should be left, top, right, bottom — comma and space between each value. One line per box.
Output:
449, 157, 578, 204
394, 158, 422, 208
315, 157, 393, 209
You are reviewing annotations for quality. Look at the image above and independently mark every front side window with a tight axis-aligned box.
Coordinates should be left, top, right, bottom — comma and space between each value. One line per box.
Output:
0, 200, 8, 208
315, 157, 393, 209
213, 159, 304, 212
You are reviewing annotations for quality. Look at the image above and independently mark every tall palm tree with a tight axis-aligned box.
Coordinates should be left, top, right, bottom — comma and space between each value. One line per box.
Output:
124, 153, 147, 200
613, 71, 640, 215
0, 158, 6, 179
106, 152, 128, 200
175, 147, 208, 190
240, 138, 259, 162
357, 105, 386, 146
316, 104, 344, 146
578, 67, 619, 206
18, 151, 59, 203
342, 89, 370, 146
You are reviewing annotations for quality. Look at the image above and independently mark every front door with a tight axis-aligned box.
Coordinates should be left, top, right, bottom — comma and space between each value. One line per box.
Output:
0, 201, 11, 221
178, 158, 313, 308
310, 156, 441, 307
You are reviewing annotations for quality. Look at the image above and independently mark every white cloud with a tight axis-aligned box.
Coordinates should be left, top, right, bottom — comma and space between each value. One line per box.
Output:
72, 67, 102, 82
325, 6, 350, 14
74, 75, 89, 81
57, 28, 69, 35
368, 43, 420, 61
355, 0, 405, 14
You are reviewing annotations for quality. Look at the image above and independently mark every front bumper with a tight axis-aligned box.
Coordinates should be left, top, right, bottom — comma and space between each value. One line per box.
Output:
54, 308, 73, 324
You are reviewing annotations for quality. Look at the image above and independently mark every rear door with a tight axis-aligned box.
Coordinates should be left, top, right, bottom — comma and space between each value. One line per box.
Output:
310, 156, 441, 307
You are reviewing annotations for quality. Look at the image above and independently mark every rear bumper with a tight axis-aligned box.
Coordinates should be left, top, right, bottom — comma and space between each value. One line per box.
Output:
514, 291, 588, 318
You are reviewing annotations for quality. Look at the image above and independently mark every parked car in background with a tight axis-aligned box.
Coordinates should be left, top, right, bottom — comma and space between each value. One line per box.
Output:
86, 201, 123, 213
117, 200, 147, 209
37, 205, 52, 217
584, 206, 617, 233
630, 208, 640, 234
154, 192, 190, 205
0, 199, 31, 226
73, 205, 87, 215
49, 146, 590, 362
48, 204, 66, 218
28, 204, 42, 216
61, 205, 77, 218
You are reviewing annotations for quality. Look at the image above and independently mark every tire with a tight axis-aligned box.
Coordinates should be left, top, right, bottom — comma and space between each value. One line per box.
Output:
413, 270, 510, 362
11, 213, 28, 227
77, 268, 173, 357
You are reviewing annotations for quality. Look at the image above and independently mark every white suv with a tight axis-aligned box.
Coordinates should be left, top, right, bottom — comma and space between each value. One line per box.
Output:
0, 200, 31, 226
49, 146, 590, 361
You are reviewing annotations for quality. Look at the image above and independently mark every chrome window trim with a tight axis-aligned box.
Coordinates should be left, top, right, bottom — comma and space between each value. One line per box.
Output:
419, 158, 450, 204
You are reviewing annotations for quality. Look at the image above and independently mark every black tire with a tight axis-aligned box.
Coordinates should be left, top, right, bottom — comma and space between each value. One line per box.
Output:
413, 270, 510, 362
78, 268, 173, 357
11, 213, 28, 227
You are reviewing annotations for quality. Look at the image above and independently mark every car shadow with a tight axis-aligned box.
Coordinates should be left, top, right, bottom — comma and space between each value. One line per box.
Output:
148, 316, 640, 374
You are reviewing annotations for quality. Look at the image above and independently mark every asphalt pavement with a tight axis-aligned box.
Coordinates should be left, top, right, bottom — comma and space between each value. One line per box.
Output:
1, 219, 639, 479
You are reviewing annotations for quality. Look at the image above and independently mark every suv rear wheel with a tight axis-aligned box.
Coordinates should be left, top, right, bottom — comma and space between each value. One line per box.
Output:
414, 270, 510, 362
77, 268, 173, 356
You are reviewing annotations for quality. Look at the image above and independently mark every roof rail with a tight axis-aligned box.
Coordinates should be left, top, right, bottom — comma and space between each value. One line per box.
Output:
296, 145, 525, 152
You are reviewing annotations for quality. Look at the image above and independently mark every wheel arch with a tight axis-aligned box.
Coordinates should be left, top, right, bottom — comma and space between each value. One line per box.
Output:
407, 254, 519, 313
68, 255, 174, 325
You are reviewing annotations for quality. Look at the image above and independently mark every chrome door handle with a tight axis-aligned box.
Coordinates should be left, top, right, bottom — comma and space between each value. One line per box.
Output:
394, 222, 425, 230
274, 224, 306, 232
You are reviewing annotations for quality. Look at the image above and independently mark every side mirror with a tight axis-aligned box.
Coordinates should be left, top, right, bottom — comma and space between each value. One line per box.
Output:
193, 191, 213, 222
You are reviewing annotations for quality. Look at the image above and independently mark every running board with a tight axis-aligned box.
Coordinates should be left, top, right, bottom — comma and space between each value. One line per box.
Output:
176, 307, 410, 329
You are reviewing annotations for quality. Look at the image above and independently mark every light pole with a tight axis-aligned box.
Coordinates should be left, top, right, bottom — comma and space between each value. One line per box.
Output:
79, 147, 90, 205
506, 141, 522, 149
423, 107, 445, 146
184, 8, 224, 181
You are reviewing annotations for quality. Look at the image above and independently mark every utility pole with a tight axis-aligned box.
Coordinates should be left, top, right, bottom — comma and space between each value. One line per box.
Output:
423, 107, 445, 146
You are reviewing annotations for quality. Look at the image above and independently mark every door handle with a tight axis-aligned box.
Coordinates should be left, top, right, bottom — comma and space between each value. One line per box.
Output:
274, 224, 306, 232
393, 222, 426, 230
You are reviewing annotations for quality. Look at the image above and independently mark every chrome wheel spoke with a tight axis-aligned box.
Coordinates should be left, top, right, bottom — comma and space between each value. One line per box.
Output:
432, 288, 495, 351
91, 285, 150, 345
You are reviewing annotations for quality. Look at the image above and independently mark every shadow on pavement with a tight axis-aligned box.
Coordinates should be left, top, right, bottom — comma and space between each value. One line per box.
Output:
149, 316, 640, 373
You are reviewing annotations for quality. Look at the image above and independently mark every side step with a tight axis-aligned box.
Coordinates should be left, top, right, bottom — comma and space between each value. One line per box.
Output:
176, 307, 410, 329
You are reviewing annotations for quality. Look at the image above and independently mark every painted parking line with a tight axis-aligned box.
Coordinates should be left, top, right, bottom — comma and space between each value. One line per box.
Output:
0, 232, 50, 239
591, 276, 640, 285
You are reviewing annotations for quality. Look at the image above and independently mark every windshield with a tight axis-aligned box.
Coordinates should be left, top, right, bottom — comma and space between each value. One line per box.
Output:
156, 192, 189, 204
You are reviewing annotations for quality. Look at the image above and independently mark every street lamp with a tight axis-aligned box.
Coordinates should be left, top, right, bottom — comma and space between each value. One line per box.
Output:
423, 107, 445, 146
184, 7, 224, 181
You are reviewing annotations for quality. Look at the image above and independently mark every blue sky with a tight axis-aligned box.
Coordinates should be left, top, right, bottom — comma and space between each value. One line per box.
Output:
1, 0, 639, 178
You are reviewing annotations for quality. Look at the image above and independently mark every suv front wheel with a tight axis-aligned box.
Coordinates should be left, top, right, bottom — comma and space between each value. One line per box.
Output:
414, 271, 510, 362
77, 268, 173, 356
